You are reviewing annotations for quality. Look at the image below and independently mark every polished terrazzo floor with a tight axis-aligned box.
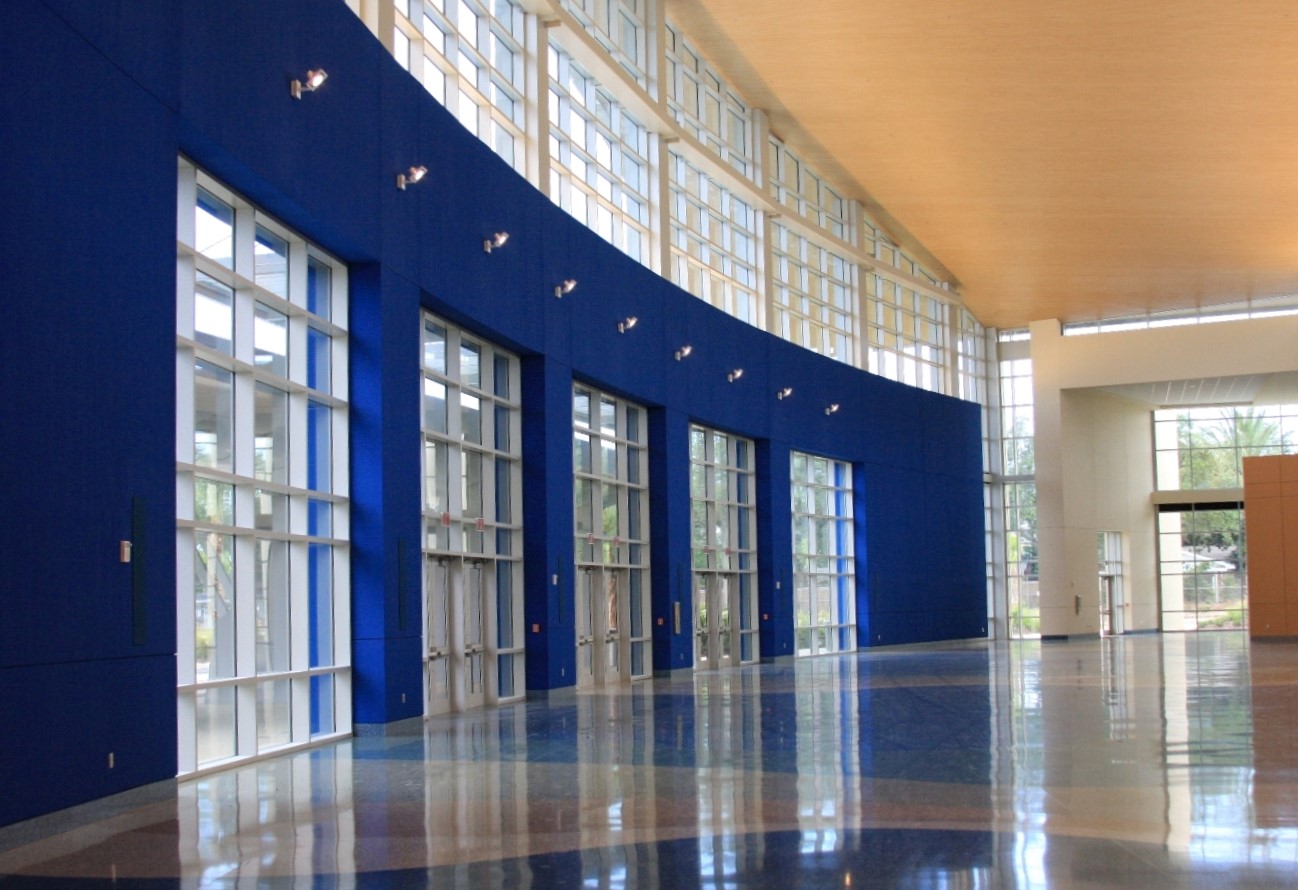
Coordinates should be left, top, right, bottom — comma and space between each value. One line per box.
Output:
2, 632, 1298, 887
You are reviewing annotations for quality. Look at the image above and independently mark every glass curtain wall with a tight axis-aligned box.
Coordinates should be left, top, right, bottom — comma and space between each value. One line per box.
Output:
548, 42, 652, 264
689, 425, 759, 668
176, 160, 351, 774
391, 0, 527, 175
573, 386, 652, 685
790, 452, 856, 656
420, 314, 525, 714
352, 1, 988, 406
1151, 405, 1287, 630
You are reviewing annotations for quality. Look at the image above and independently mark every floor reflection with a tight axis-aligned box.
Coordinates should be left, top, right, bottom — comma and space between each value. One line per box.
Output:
3, 633, 1298, 887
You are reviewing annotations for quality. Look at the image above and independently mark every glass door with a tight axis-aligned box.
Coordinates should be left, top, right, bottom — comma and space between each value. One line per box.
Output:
573, 386, 651, 685
689, 425, 759, 669
421, 315, 525, 714
425, 557, 452, 715
577, 568, 597, 688
694, 573, 737, 669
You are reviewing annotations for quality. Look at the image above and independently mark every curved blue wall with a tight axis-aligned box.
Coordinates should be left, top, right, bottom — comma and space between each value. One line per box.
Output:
0, 0, 985, 827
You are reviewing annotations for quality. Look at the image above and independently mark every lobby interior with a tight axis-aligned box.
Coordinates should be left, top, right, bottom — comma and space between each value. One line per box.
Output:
6, 0, 1298, 887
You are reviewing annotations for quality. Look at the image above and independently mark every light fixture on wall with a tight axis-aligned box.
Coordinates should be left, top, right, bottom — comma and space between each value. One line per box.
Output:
727, 368, 744, 383
291, 68, 328, 99
396, 165, 428, 190
554, 279, 577, 297
618, 316, 638, 333
674, 344, 692, 360
483, 231, 509, 253
776, 387, 793, 400
825, 402, 840, 415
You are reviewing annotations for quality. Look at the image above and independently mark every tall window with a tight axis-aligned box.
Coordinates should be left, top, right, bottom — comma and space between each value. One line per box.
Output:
176, 160, 350, 773
689, 425, 759, 667
559, 0, 648, 89
790, 452, 855, 656
665, 23, 754, 177
548, 43, 651, 264
421, 315, 524, 713
770, 223, 855, 364
767, 138, 849, 240
393, 0, 527, 174
865, 270, 946, 392
999, 349, 1037, 639
669, 150, 759, 326
573, 386, 652, 684
354, 2, 986, 408
1151, 405, 1283, 631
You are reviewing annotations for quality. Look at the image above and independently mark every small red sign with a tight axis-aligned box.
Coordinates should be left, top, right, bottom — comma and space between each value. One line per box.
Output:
441, 512, 451, 527
476, 517, 485, 531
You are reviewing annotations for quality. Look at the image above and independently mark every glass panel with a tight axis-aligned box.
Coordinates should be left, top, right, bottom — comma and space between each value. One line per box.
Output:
253, 302, 289, 377
461, 392, 482, 444
308, 499, 332, 537
599, 397, 617, 435
195, 531, 235, 680
494, 405, 510, 452
196, 686, 237, 764
254, 539, 290, 673
498, 562, 514, 648
310, 674, 335, 737
424, 321, 447, 373
192, 358, 233, 469
308, 543, 333, 667
194, 477, 234, 526
495, 459, 511, 522
194, 273, 233, 354
574, 389, 591, 427
307, 327, 331, 393
574, 432, 593, 473
253, 384, 288, 484
460, 340, 482, 388
601, 438, 617, 476
498, 652, 515, 698
574, 478, 593, 534
494, 353, 510, 398
306, 256, 332, 320
462, 450, 484, 518
307, 401, 331, 493
254, 489, 288, 532
257, 679, 292, 750
424, 379, 448, 434
254, 225, 289, 298
424, 439, 448, 513
195, 188, 234, 268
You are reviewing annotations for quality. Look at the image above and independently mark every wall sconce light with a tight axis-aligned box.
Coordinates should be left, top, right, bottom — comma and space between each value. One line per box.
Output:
618, 316, 638, 333
727, 368, 744, 383
483, 232, 509, 253
674, 344, 693, 361
776, 387, 794, 400
825, 403, 840, 415
291, 68, 328, 99
554, 279, 577, 298
396, 165, 428, 190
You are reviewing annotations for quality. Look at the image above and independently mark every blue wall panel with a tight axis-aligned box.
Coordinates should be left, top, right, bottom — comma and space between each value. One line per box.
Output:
0, 0, 986, 826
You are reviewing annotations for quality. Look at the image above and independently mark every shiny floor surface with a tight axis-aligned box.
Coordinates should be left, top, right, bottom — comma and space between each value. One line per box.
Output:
3, 633, 1298, 888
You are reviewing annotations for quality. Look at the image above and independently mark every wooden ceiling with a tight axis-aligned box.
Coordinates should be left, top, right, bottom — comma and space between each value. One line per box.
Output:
668, 0, 1298, 329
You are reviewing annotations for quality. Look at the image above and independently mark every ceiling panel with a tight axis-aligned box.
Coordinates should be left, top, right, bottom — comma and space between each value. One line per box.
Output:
669, 0, 1298, 329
